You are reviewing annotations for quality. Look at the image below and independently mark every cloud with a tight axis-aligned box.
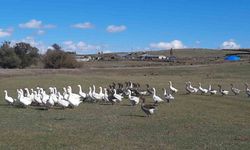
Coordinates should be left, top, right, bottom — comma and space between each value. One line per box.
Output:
106, 25, 127, 33
150, 40, 186, 50
0, 28, 13, 38
37, 30, 45, 35
72, 22, 94, 29
11, 36, 48, 53
19, 19, 56, 29
220, 39, 240, 49
63, 41, 101, 51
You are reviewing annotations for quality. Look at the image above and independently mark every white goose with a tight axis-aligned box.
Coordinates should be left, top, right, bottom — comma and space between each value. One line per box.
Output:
99, 87, 105, 100
163, 88, 174, 103
57, 92, 70, 108
88, 87, 94, 100
49, 87, 58, 104
78, 85, 87, 99
24, 88, 34, 102
92, 85, 103, 101
208, 85, 217, 95
152, 88, 164, 104
18, 89, 32, 107
4, 90, 15, 105
169, 81, 178, 93
244, 83, 250, 97
34, 91, 43, 105
103, 88, 110, 102
128, 90, 140, 106
113, 89, 123, 102
198, 83, 208, 94
185, 82, 196, 94
218, 85, 229, 96
41, 89, 50, 105
230, 84, 240, 95
67, 86, 81, 107
63, 87, 69, 100
188, 81, 198, 93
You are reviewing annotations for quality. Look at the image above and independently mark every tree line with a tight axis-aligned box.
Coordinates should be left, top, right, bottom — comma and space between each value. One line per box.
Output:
0, 42, 80, 69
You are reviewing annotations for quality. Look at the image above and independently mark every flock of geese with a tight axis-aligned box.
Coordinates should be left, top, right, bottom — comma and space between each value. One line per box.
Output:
3, 81, 250, 117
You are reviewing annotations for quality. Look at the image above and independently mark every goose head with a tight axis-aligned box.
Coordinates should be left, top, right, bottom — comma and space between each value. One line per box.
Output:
169, 81, 172, 85
4, 90, 7, 94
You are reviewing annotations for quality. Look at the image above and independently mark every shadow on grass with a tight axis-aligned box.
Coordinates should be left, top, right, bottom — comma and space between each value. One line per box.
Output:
121, 104, 132, 107
99, 103, 113, 106
121, 114, 146, 118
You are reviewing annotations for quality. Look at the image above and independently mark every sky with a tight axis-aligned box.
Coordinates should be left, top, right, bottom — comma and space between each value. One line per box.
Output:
0, 0, 250, 54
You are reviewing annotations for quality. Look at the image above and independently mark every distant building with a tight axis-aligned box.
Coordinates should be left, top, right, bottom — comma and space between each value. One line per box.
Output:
140, 54, 167, 61
75, 55, 92, 62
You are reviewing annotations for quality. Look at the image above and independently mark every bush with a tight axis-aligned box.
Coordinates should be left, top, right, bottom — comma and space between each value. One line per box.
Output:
0, 47, 21, 68
14, 42, 39, 68
43, 49, 80, 69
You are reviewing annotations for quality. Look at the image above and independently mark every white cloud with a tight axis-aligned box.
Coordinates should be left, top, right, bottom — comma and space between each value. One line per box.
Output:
37, 30, 45, 35
63, 41, 101, 51
150, 40, 186, 50
106, 25, 127, 33
19, 19, 56, 29
72, 22, 94, 29
11, 36, 48, 53
220, 39, 240, 49
0, 28, 13, 38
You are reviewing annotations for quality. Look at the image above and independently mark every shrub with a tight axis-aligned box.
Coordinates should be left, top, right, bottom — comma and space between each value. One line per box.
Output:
43, 48, 80, 69
0, 42, 21, 68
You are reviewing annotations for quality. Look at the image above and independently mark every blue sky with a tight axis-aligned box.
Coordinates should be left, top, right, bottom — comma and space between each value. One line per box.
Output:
0, 0, 250, 54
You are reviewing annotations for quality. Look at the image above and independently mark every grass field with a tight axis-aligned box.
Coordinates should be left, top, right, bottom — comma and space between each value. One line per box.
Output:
1, 62, 250, 149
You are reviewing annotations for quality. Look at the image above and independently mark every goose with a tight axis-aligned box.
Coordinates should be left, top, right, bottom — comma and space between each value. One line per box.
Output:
88, 87, 95, 101
78, 85, 87, 99
57, 92, 70, 108
169, 81, 178, 94
113, 89, 123, 102
185, 82, 196, 94
146, 84, 153, 95
49, 87, 58, 104
244, 83, 250, 97
163, 88, 174, 103
104, 88, 117, 105
18, 90, 32, 107
33, 91, 43, 105
188, 81, 198, 93
208, 85, 217, 95
92, 85, 104, 101
141, 97, 157, 117
198, 83, 208, 94
128, 90, 140, 106
67, 86, 81, 107
4, 90, 15, 105
99, 87, 105, 100
41, 89, 50, 105
63, 87, 69, 100
230, 84, 240, 95
218, 85, 229, 96
30, 89, 35, 103
47, 92, 55, 107
24, 88, 33, 100
152, 88, 164, 104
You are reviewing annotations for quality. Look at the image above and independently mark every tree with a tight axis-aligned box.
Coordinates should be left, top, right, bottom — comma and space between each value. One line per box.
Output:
0, 42, 21, 68
14, 42, 39, 68
43, 44, 80, 69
